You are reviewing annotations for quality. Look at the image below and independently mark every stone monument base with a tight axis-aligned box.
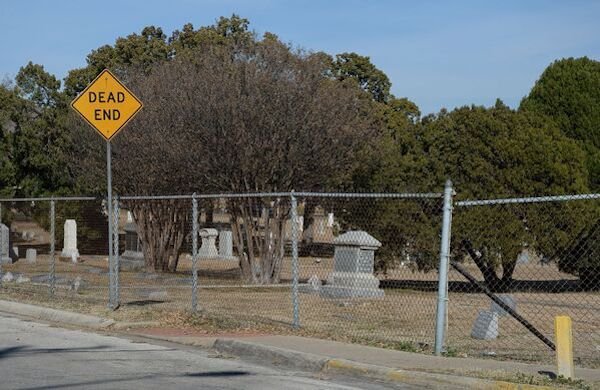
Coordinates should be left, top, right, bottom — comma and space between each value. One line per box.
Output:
61, 248, 79, 259
218, 255, 238, 261
320, 272, 384, 298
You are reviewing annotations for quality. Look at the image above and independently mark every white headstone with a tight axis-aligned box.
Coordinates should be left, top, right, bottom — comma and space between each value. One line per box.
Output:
490, 294, 517, 317
218, 230, 236, 260
1, 224, 12, 264
16, 275, 30, 284
61, 219, 79, 260
198, 228, 218, 258
70, 276, 85, 292
299, 274, 322, 294
471, 310, 499, 340
26, 248, 37, 264
327, 213, 334, 228
517, 249, 530, 264
2, 271, 14, 282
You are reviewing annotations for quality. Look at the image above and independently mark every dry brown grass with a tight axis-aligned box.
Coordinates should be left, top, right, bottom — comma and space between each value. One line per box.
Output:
1, 254, 599, 368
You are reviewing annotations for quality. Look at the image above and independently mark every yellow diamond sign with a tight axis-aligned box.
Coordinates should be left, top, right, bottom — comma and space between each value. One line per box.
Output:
71, 69, 143, 141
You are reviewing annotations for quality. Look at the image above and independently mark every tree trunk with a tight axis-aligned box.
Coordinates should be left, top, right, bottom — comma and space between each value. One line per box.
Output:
461, 239, 514, 292
127, 199, 189, 273
229, 197, 289, 284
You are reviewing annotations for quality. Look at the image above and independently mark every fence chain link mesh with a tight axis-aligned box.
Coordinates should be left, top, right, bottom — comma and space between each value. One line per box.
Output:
0, 190, 598, 367
449, 194, 600, 365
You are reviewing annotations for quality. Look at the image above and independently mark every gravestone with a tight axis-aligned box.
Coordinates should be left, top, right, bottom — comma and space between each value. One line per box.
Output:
26, 248, 37, 264
299, 274, 322, 294
2, 272, 14, 282
471, 310, 499, 340
120, 212, 145, 271
61, 219, 80, 261
70, 276, 86, 293
320, 231, 384, 298
516, 248, 530, 264
490, 294, 517, 317
1, 224, 16, 264
16, 274, 30, 284
198, 228, 218, 258
218, 230, 237, 261
304, 207, 334, 244
148, 290, 168, 300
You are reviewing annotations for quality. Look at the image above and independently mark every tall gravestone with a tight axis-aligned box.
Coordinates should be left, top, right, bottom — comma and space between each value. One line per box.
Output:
198, 228, 219, 258
218, 230, 237, 261
1, 223, 12, 264
471, 310, 499, 340
320, 231, 384, 298
120, 211, 145, 271
61, 219, 79, 261
26, 248, 37, 264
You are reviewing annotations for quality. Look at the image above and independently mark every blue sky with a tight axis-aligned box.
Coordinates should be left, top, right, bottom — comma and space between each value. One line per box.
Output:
1, 0, 599, 114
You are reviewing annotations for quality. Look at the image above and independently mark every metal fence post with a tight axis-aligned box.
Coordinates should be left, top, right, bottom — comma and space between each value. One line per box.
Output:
50, 199, 56, 296
290, 192, 300, 329
191, 194, 198, 312
113, 195, 120, 307
0, 201, 3, 280
435, 179, 454, 355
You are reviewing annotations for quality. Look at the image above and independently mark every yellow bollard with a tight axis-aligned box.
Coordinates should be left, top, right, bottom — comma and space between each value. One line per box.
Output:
554, 315, 574, 379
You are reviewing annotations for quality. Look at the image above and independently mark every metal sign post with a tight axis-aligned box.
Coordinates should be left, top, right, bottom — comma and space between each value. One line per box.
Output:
70, 69, 142, 310
106, 141, 114, 308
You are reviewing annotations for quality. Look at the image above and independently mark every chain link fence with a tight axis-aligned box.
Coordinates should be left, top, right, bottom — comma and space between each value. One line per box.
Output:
0, 197, 109, 308
448, 193, 600, 365
0, 189, 598, 367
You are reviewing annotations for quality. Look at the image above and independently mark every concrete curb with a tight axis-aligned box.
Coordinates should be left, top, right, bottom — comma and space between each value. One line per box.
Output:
324, 358, 554, 390
0, 300, 115, 329
110, 321, 161, 330
214, 338, 555, 390
214, 339, 328, 372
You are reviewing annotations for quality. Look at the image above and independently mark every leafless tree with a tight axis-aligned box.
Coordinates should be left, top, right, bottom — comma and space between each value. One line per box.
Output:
71, 37, 377, 278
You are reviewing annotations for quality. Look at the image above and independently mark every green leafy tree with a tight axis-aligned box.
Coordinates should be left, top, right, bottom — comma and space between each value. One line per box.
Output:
12, 62, 72, 196
520, 57, 600, 190
64, 26, 170, 97
559, 219, 599, 290
331, 52, 392, 102
0, 82, 19, 199
366, 101, 591, 290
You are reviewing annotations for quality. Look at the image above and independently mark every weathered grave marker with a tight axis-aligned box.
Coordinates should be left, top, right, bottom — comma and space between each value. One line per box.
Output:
320, 231, 385, 298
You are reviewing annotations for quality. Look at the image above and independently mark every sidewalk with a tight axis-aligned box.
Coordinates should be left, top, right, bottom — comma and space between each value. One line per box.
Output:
1, 299, 597, 389
132, 328, 600, 386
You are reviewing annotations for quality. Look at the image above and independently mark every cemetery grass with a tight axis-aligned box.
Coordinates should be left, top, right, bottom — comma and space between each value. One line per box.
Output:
1, 255, 599, 369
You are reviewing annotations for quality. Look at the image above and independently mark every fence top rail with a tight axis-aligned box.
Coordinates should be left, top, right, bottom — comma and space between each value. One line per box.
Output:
118, 191, 444, 200
0, 196, 98, 202
456, 193, 600, 207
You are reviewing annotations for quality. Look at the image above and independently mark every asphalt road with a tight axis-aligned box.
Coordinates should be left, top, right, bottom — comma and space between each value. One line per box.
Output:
0, 313, 413, 390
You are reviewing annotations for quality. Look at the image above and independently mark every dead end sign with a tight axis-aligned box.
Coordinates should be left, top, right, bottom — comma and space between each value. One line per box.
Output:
71, 69, 143, 141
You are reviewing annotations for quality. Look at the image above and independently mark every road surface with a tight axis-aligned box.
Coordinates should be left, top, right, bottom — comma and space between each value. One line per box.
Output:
0, 313, 413, 390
